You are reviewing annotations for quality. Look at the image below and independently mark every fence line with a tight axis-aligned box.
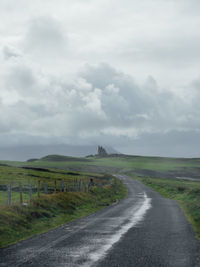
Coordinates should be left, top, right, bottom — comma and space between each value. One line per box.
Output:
2, 178, 98, 207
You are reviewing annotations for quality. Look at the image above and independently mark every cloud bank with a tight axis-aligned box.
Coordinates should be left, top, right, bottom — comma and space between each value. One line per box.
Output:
0, 0, 200, 157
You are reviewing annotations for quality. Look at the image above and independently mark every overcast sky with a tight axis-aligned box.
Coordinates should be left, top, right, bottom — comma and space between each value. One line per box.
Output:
1, 0, 200, 157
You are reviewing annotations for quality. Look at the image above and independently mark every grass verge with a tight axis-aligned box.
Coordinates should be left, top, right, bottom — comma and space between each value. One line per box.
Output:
137, 177, 200, 240
0, 177, 127, 248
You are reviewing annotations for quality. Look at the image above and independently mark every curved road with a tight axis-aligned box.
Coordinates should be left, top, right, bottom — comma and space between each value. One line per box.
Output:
0, 175, 200, 267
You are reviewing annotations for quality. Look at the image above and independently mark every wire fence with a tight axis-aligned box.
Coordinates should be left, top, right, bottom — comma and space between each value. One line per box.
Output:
0, 178, 97, 207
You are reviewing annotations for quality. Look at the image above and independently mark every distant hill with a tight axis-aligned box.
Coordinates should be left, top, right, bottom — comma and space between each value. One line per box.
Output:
0, 144, 119, 161
40, 154, 91, 162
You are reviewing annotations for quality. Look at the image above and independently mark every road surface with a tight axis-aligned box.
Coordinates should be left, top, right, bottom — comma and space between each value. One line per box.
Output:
0, 175, 200, 267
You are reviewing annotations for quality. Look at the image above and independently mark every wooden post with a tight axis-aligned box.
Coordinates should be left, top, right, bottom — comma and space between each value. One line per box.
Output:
7, 184, 11, 206
79, 179, 82, 192
82, 182, 85, 192
60, 181, 64, 192
83, 182, 87, 193
64, 181, 66, 192
44, 183, 48, 194
86, 182, 88, 192
29, 184, 32, 201
19, 182, 23, 204
54, 180, 57, 193
81, 179, 83, 192
37, 180, 40, 197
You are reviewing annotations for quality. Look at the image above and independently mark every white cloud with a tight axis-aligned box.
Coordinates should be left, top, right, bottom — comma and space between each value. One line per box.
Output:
0, 58, 189, 137
24, 16, 68, 59
0, 52, 199, 153
3, 45, 21, 59
0, 1, 200, 156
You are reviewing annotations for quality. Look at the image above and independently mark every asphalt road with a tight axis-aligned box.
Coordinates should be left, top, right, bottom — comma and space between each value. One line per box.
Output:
0, 175, 200, 267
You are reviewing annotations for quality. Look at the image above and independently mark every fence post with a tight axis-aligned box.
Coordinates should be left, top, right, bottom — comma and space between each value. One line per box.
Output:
54, 180, 57, 193
60, 181, 63, 192
82, 182, 85, 192
73, 178, 75, 192
83, 182, 87, 192
78, 180, 80, 192
7, 184, 11, 206
64, 181, 66, 192
29, 184, 32, 201
37, 180, 40, 197
79, 179, 82, 192
19, 182, 23, 204
44, 183, 48, 194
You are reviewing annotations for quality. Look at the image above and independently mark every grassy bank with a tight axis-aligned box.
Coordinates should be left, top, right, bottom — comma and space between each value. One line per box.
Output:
2, 154, 200, 245
0, 177, 127, 248
138, 177, 200, 239
3, 154, 200, 180
0, 164, 105, 206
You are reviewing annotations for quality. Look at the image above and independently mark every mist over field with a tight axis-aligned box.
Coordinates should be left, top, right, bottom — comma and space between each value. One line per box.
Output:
0, 144, 118, 161
1, 0, 200, 157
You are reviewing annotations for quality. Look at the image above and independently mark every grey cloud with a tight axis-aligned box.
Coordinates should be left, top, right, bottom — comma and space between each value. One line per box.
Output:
81, 63, 150, 127
0, 58, 200, 157
24, 16, 68, 58
0, 0, 200, 156
5, 65, 36, 93
81, 63, 122, 89
3, 46, 21, 59
0, 61, 191, 138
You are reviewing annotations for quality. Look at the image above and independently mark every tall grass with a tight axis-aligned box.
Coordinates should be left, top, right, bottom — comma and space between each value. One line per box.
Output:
0, 178, 127, 248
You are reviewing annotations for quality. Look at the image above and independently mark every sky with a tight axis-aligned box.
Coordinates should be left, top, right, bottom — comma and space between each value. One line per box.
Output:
1, 0, 200, 157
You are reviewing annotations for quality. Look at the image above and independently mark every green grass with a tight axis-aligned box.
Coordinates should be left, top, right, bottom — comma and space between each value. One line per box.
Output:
1, 154, 200, 245
0, 191, 39, 206
0, 164, 102, 184
137, 176, 200, 240
0, 177, 127, 248
3, 154, 200, 178
0, 163, 128, 248
0, 165, 105, 206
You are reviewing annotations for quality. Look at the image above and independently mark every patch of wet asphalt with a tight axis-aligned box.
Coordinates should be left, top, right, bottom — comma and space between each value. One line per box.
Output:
0, 175, 200, 267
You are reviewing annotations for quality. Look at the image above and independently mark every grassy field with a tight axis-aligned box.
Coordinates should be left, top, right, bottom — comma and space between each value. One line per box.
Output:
0, 162, 127, 247
0, 164, 106, 206
2, 154, 200, 180
0, 177, 127, 247
1, 153, 200, 244
137, 176, 200, 239
0, 160, 128, 248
